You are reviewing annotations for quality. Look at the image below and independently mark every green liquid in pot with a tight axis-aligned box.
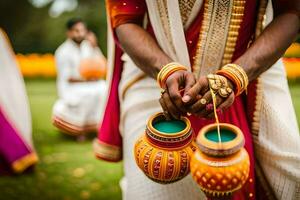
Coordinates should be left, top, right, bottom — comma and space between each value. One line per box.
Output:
205, 129, 236, 142
153, 120, 186, 134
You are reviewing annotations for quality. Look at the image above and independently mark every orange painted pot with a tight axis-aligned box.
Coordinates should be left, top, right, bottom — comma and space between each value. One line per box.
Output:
134, 112, 197, 184
190, 123, 250, 198
79, 58, 106, 80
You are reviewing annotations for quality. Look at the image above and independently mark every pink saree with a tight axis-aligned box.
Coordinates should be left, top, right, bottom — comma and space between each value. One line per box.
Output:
0, 108, 37, 175
0, 29, 38, 175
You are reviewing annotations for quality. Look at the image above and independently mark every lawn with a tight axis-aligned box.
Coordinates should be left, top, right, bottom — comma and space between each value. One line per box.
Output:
0, 79, 299, 200
0, 79, 123, 200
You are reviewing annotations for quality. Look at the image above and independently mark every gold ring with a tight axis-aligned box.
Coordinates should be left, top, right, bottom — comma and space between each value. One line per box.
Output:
200, 98, 207, 105
161, 88, 166, 95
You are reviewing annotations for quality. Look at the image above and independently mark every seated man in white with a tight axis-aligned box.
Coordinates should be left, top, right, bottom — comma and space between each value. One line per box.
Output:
52, 18, 107, 137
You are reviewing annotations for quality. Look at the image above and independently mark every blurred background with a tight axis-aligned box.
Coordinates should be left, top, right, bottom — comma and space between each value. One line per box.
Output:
0, 0, 299, 200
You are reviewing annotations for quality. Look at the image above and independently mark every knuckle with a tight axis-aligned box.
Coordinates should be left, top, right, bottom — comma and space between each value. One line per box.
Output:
170, 93, 180, 100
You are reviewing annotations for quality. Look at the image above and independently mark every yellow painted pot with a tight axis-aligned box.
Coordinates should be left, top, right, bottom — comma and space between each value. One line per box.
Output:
134, 112, 197, 184
190, 123, 250, 198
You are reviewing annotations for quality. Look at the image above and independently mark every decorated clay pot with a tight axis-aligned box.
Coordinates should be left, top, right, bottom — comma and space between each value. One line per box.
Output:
79, 58, 106, 80
190, 123, 250, 198
134, 112, 197, 184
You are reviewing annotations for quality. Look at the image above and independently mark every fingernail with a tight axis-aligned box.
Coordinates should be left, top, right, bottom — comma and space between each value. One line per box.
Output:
182, 95, 191, 103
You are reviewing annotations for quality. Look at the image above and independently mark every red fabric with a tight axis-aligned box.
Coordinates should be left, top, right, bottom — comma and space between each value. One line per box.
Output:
97, 44, 123, 149
97, 0, 147, 157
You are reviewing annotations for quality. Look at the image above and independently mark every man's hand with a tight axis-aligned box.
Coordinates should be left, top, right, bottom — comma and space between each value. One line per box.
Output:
183, 76, 235, 118
159, 70, 196, 119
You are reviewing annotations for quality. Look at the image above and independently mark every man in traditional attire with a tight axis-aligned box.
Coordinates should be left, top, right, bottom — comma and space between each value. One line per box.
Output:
52, 18, 107, 136
94, 0, 300, 199
0, 29, 38, 175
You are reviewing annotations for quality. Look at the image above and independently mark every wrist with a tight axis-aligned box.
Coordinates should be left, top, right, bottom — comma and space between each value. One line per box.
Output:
157, 62, 188, 88
216, 63, 249, 96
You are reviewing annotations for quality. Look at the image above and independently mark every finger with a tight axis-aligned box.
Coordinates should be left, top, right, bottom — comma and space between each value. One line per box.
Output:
167, 79, 186, 113
162, 91, 181, 119
187, 91, 212, 114
218, 93, 235, 111
194, 91, 225, 118
182, 77, 209, 104
204, 94, 224, 117
182, 82, 201, 104
159, 98, 171, 120
182, 72, 196, 102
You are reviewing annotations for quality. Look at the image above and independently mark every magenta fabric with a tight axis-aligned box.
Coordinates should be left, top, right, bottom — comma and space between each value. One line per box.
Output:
97, 44, 123, 150
0, 107, 33, 174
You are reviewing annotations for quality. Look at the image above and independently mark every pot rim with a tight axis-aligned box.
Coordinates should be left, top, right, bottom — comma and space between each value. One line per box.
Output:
196, 123, 245, 156
147, 112, 191, 138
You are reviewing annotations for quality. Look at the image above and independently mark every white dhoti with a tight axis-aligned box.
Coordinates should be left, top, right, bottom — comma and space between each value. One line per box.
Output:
52, 80, 107, 134
119, 56, 205, 199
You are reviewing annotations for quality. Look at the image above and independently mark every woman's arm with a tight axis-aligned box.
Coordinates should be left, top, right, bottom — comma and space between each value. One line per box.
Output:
235, 0, 300, 81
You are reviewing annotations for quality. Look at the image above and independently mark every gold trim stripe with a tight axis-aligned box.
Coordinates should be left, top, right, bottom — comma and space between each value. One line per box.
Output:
222, 0, 246, 65
193, 0, 237, 78
12, 153, 39, 173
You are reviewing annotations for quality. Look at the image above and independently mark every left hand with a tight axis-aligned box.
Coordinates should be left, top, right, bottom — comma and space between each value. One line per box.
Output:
159, 70, 196, 119
183, 76, 235, 118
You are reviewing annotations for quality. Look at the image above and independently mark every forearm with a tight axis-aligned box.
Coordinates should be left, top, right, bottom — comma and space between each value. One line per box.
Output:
235, 12, 300, 81
116, 23, 172, 79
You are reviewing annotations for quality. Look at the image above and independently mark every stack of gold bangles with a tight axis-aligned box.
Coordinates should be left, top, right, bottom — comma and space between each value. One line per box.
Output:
157, 62, 188, 88
207, 74, 233, 98
216, 64, 249, 96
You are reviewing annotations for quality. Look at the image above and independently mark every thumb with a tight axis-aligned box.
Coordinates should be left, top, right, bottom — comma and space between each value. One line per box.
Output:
182, 76, 208, 103
182, 81, 201, 104
182, 73, 196, 103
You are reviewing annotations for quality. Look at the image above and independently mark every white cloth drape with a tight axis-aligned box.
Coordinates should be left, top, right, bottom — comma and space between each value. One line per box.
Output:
0, 28, 33, 146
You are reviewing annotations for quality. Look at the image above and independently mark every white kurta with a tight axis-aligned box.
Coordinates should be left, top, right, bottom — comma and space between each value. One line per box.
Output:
52, 39, 107, 130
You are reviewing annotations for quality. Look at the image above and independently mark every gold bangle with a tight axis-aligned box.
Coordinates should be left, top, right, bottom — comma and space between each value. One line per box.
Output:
220, 64, 248, 96
157, 62, 187, 88
157, 62, 181, 87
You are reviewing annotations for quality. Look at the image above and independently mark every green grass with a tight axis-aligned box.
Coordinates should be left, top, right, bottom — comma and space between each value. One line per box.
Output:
0, 79, 299, 200
290, 84, 300, 127
0, 79, 123, 200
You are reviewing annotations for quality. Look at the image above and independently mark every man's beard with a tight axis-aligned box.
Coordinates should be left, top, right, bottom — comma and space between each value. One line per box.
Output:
72, 37, 84, 44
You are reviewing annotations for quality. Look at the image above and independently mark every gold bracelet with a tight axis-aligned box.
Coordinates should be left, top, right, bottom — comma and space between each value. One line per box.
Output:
218, 63, 249, 96
223, 64, 248, 87
157, 62, 188, 88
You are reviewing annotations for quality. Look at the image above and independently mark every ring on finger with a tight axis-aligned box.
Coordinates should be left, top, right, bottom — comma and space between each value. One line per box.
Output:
200, 98, 207, 105
161, 88, 167, 95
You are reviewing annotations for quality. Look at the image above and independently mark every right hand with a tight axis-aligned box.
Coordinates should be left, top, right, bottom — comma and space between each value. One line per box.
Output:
159, 70, 196, 119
